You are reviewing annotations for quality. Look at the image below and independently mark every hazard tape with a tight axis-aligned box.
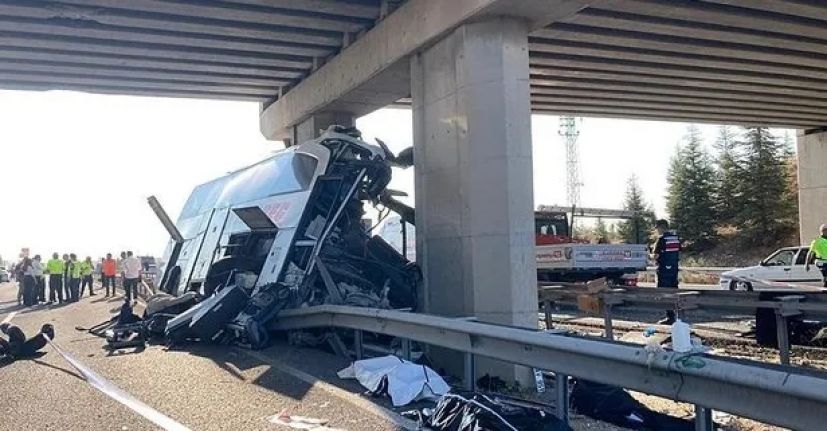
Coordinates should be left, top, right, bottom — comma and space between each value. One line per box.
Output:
45, 336, 191, 431
1, 311, 17, 325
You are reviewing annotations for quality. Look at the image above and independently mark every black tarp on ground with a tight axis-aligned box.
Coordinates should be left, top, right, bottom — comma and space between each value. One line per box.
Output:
571, 379, 695, 431
425, 392, 572, 431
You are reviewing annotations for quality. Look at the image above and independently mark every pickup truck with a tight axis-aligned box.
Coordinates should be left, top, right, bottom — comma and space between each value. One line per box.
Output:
535, 243, 648, 285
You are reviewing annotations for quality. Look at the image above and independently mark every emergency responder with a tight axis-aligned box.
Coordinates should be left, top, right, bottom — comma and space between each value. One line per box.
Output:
62, 253, 71, 301
79, 256, 95, 298
45, 253, 65, 304
652, 219, 681, 324
805, 224, 827, 287
68, 254, 81, 302
102, 253, 117, 297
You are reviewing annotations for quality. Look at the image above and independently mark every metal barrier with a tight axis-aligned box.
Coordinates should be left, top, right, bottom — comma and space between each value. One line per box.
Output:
539, 284, 827, 365
271, 305, 827, 431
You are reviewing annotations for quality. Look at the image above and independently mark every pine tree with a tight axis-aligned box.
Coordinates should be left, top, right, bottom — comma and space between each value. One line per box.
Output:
713, 126, 741, 224
617, 175, 655, 244
594, 218, 609, 243
733, 127, 796, 245
666, 125, 718, 247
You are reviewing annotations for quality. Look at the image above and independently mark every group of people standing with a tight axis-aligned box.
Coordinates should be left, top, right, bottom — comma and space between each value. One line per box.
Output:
14, 251, 143, 307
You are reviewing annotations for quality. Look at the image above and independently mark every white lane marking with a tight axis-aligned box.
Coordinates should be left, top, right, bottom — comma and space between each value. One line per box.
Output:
1, 311, 18, 325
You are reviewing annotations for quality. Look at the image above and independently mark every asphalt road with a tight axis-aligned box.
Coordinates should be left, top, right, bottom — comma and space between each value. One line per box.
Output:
0, 282, 405, 431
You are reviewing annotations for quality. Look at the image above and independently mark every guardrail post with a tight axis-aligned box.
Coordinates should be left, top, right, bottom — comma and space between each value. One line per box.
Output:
543, 300, 554, 330
695, 405, 713, 431
401, 338, 412, 361
603, 304, 614, 340
555, 372, 569, 424
353, 329, 364, 360
464, 352, 476, 392
775, 312, 790, 365
774, 295, 804, 366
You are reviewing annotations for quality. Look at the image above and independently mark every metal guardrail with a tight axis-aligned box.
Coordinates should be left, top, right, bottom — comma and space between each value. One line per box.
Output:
271, 305, 827, 431
539, 284, 827, 365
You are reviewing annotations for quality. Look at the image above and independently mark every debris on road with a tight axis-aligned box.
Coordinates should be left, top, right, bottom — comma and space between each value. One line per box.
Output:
0, 322, 54, 359
268, 411, 345, 430
570, 379, 695, 431
422, 392, 572, 431
337, 355, 449, 407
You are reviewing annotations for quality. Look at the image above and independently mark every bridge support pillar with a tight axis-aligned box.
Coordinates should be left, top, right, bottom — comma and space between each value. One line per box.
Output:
798, 129, 827, 243
289, 111, 355, 146
411, 17, 537, 384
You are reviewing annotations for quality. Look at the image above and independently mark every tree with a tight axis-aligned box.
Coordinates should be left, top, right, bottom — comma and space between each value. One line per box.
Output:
617, 175, 655, 244
594, 218, 609, 243
666, 125, 718, 247
713, 126, 741, 224
733, 127, 796, 245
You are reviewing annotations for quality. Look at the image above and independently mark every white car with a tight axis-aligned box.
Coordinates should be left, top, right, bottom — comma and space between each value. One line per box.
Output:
719, 246, 825, 291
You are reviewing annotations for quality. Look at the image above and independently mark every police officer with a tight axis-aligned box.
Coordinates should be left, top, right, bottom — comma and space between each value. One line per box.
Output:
805, 224, 827, 287
652, 219, 681, 324
45, 253, 65, 304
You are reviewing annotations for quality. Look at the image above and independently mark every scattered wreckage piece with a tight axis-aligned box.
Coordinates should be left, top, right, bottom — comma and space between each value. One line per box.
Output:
268, 411, 344, 431
420, 392, 572, 431
570, 379, 696, 431
150, 126, 419, 349
0, 323, 55, 360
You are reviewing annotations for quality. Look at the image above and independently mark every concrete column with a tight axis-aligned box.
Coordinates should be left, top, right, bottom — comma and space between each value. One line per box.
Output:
798, 129, 827, 243
411, 18, 537, 382
290, 111, 355, 146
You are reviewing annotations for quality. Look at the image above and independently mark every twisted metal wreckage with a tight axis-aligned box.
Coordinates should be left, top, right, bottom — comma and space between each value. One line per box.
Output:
145, 125, 419, 349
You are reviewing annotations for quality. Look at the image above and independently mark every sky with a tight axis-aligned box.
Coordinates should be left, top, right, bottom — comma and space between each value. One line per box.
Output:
0, 89, 792, 262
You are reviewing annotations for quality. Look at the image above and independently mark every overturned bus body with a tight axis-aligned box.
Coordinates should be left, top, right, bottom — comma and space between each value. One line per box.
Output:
154, 126, 418, 348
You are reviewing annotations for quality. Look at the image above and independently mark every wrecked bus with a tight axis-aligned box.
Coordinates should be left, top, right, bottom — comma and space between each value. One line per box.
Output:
153, 126, 418, 348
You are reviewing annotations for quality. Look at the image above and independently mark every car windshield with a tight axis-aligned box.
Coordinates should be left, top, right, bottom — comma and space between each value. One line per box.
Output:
765, 249, 795, 266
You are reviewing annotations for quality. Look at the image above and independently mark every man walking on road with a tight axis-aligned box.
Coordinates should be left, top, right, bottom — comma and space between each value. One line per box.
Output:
102, 253, 117, 297
652, 219, 681, 324
46, 253, 65, 304
805, 224, 827, 287
122, 251, 142, 304
79, 256, 96, 298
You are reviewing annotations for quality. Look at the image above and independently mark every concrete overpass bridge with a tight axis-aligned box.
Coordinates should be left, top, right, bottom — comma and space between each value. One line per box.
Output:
1, 0, 825, 377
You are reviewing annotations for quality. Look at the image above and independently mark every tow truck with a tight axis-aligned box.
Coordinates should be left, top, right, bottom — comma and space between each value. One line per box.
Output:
381, 205, 648, 286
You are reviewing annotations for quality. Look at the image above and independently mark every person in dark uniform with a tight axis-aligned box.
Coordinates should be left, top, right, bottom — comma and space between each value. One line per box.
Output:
652, 219, 681, 324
